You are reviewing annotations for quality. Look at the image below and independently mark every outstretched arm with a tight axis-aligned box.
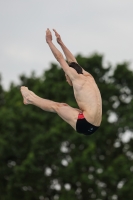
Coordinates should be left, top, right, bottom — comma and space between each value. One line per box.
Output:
53, 29, 90, 75
53, 29, 77, 64
46, 28, 78, 80
52, 29, 91, 77
46, 28, 63, 62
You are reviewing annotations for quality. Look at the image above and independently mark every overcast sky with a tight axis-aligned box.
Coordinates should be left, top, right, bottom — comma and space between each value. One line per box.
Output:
0, 0, 133, 89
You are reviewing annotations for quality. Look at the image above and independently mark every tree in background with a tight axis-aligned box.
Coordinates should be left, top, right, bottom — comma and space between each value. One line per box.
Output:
0, 54, 133, 200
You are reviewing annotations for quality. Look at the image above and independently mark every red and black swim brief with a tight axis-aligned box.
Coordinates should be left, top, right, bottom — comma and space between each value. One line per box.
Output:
76, 113, 99, 135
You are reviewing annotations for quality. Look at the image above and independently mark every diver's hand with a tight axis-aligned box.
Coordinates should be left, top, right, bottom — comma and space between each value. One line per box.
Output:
53, 29, 62, 45
46, 28, 52, 43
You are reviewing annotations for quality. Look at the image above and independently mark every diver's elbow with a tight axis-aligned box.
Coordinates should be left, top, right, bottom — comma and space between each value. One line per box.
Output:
56, 53, 64, 62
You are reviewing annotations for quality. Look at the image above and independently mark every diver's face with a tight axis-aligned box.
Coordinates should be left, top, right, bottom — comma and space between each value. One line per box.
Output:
65, 74, 72, 86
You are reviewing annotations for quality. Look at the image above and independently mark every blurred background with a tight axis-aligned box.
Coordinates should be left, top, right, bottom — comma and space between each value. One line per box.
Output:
1, 0, 133, 90
0, 0, 133, 200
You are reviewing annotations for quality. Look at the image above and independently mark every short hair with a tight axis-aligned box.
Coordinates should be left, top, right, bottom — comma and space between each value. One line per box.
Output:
68, 62, 83, 74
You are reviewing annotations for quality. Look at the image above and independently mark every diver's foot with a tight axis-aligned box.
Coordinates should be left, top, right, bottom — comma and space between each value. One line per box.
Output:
20, 86, 36, 105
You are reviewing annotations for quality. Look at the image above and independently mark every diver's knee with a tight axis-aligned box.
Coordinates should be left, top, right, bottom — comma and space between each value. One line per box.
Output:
54, 102, 69, 113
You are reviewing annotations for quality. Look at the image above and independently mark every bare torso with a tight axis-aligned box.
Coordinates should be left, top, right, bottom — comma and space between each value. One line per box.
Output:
72, 73, 102, 126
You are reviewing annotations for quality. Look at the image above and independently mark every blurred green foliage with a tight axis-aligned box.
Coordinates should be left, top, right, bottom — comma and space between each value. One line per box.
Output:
0, 54, 133, 200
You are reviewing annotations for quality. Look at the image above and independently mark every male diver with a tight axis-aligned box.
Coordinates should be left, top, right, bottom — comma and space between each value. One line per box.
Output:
20, 28, 102, 135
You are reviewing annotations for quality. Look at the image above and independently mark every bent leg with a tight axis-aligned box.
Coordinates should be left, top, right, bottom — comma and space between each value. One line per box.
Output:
20, 86, 61, 112
55, 103, 81, 130
20, 86, 81, 130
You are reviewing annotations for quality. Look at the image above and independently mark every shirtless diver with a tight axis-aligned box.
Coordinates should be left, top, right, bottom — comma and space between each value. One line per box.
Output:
20, 28, 102, 135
